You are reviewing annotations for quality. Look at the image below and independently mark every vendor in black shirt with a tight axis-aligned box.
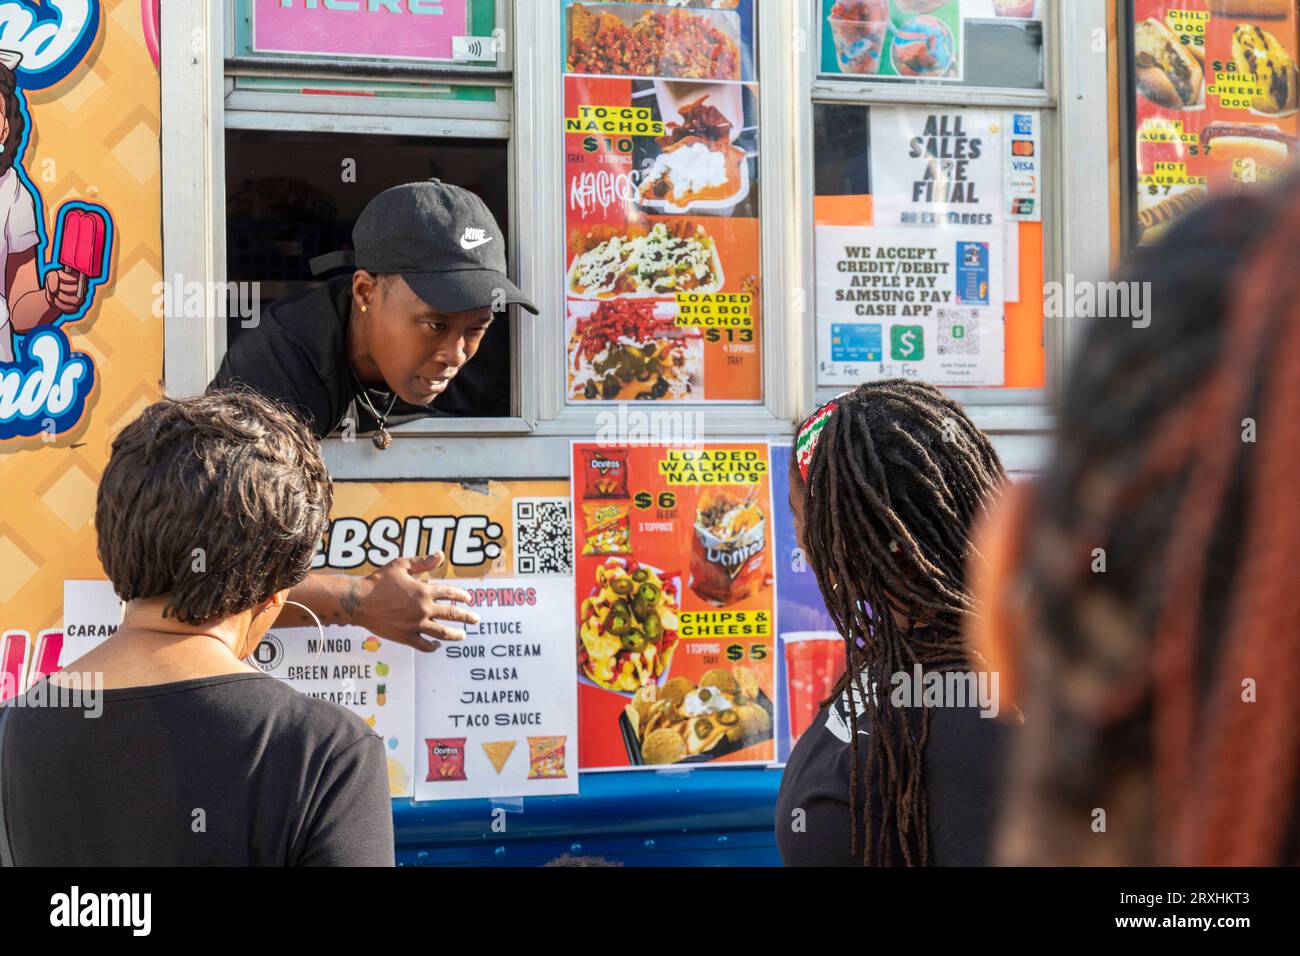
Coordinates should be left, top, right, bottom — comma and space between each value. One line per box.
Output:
775, 382, 1015, 866
209, 180, 538, 654
212, 178, 537, 444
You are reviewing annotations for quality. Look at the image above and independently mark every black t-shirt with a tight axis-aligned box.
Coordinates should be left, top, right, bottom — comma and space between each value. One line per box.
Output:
1, 673, 394, 866
209, 276, 497, 439
776, 677, 1012, 866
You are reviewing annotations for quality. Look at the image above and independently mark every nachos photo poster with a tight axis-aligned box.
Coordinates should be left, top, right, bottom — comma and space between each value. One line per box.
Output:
562, 0, 762, 404
572, 441, 778, 770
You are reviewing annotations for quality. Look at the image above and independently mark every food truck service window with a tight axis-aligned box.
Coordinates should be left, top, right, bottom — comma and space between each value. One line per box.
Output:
162, 2, 1106, 477
804, 0, 1111, 467
163, 1, 803, 479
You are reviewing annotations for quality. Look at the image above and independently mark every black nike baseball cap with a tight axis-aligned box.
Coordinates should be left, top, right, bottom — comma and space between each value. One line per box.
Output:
311, 179, 538, 315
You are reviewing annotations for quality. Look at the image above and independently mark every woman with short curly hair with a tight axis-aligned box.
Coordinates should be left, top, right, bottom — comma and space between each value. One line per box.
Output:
0, 389, 394, 866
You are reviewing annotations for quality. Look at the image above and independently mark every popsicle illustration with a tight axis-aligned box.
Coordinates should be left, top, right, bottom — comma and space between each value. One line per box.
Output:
29, 629, 64, 684
1, 630, 28, 702
56, 206, 107, 298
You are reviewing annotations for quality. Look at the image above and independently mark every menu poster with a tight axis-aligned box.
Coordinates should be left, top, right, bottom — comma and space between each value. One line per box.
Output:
61, 579, 124, 666
59, 581, 419, 797
258, 626, 416, 797
869, 107, 1004, 227
563, 76, 762, 402
820, 0, 965, 81
1132, 1, 1298, 246
572, 441, 779, 770
563, 0, 756, 84
816, 224, 1006, 385
413, 578, 578, 800
768, 445, 841, 762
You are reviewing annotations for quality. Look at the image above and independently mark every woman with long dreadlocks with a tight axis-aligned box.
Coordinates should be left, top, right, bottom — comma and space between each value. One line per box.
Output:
776, 380, 1013, 866
972, 175, 1300, 866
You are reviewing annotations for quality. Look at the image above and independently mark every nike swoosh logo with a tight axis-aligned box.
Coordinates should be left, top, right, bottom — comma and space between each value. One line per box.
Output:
460, 236, 493, 250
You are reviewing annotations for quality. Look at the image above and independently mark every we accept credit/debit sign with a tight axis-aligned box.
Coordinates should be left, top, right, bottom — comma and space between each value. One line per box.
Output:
252, 0, 467, 61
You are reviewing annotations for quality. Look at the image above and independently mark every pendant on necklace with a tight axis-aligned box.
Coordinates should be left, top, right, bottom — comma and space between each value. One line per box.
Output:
372, 427, 393, 450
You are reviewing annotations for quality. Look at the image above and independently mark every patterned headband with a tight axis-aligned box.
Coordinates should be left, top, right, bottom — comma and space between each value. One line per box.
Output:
794, 396, 844, 483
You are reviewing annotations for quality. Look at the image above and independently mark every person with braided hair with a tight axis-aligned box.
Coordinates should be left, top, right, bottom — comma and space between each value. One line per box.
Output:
972, 174, 1300, 867
776, 379, 1014, 866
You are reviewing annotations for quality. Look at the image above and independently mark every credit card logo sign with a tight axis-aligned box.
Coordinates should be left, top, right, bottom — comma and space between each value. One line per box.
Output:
1013, 113, 1034, 136
1012, 140, 1036, 157
890, 326, 925, 362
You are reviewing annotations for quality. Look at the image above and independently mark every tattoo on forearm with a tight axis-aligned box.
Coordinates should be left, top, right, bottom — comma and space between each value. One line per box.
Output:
340, 580, 361, 621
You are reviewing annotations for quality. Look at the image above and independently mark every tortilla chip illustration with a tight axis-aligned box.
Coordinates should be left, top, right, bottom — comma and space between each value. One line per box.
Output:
482, 740, 517, 774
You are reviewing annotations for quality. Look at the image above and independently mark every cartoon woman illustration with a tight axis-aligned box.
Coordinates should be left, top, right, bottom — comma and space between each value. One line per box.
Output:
0, 50, 91, 364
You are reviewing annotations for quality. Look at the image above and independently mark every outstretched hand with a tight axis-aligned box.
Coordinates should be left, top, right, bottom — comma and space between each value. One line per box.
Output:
354, 552, 480, 653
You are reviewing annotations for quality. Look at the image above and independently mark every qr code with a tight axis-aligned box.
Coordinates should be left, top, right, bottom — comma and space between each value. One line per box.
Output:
513, 497, 573, 575
937, 308, 980, 356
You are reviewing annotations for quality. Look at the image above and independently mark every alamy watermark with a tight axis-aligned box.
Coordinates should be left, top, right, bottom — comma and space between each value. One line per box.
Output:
1044, 274, 1151, 329
889, 664, 1000, 718
595, 403, 706, 447
2, 671, 103, 718
151, 276, 261, 329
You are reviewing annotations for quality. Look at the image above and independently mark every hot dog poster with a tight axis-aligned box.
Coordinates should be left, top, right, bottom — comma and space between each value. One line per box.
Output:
1132, 0, 1299, 246
572, 441, 779, 770
562, 1, 763, 404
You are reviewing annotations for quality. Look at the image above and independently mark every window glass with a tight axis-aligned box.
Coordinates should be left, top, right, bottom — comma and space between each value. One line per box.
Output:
818, 0, 1045, 90
812, 103, 1046, 389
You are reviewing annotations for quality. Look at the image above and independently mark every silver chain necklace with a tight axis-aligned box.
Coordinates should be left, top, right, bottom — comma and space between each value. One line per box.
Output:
348, 366, 398, 450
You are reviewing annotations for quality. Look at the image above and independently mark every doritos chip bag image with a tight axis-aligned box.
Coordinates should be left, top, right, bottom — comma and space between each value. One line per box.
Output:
582, 448, 630, 499
425, 738, 469, 781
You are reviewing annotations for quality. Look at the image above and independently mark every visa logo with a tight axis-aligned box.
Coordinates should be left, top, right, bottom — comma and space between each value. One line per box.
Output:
1011, 159, 1036, 172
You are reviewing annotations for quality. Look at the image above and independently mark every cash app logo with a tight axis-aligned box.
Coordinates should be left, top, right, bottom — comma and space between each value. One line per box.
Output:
891, 326, 924, 361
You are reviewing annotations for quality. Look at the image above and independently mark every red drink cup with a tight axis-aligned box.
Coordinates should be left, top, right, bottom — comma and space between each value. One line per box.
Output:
828, 16, 889, 75
784, 631, 844, 745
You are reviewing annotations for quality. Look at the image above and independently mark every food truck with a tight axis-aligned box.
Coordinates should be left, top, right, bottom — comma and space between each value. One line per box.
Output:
1, 0, 1295, 865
